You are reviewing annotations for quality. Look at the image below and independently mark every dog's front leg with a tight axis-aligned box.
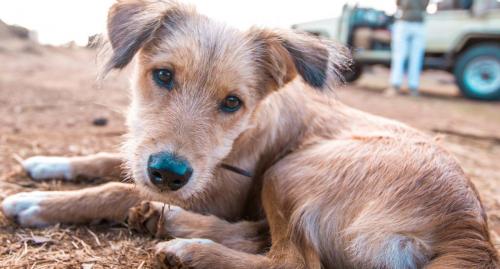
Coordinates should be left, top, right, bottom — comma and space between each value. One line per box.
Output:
128, 201, 269, 254
21, 152, 123, 181
152, 237, 307, 269
1, 182, 141, 227
153, 238, 274, 269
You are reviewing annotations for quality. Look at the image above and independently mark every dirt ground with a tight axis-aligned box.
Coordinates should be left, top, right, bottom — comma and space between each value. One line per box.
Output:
0, 44, 499, 268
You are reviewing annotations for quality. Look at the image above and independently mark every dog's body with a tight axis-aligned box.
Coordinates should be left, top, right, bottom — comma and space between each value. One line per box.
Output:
2, 1, 498, 268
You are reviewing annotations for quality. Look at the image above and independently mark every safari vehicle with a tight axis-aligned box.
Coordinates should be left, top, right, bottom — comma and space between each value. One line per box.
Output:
293, 0, 500, 100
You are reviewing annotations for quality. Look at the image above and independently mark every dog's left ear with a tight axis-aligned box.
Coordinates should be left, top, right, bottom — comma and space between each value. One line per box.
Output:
249, 29, 351, 91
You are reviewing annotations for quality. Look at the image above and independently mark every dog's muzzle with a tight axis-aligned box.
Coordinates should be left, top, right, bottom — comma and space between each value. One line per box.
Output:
147, 151, 193, 191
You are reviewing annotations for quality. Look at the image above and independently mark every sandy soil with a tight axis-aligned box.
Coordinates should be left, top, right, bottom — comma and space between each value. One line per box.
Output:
0, 45, 499, 268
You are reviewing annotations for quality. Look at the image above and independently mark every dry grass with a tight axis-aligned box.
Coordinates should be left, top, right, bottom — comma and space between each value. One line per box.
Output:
0, 218, 156, 268
0, 172, 158, 268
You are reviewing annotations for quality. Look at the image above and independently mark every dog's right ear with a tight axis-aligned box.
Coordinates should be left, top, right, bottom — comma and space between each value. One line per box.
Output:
105, 0, 189, 72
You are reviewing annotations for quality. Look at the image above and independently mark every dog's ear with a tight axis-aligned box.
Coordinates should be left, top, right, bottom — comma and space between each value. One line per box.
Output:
249, 29, 351, 91
105, 0, 189, 72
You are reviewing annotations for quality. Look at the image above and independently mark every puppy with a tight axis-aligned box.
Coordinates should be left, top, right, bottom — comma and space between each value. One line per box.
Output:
2, 1, 498, 268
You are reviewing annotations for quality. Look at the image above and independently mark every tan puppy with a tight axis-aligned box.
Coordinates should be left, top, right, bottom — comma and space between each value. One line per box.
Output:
2, 1, 498, 268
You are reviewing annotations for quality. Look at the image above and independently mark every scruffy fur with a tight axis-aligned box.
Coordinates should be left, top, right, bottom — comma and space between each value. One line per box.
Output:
2, 1, 498, 268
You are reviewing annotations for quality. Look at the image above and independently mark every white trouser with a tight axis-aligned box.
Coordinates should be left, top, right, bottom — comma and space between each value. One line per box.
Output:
390, 20, 426, 91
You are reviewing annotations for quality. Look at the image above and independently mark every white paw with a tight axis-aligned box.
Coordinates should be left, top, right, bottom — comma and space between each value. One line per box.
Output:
1, 192, 50, 227
22, 156, 72, 181
155, 238, 214, 256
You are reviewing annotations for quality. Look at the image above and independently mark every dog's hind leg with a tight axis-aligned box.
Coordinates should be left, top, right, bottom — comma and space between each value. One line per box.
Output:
128, 201, 269, 254
1, 182, 141, 227
21, 152, 123, 182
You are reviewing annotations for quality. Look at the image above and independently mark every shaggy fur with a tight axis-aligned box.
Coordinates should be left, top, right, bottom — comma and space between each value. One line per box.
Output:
2, 1, 498, 268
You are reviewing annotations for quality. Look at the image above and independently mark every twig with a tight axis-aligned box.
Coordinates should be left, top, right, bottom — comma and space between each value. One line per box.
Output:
12, 153, 24, 166
156, 203, 167, 238
86, 228, 101, 246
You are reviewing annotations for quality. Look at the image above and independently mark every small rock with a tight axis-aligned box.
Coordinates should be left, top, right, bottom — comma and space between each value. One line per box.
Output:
21, 235, 55, 246
68, 144, 80, 153
92, 117, 108, 127
82, 263, 94, 269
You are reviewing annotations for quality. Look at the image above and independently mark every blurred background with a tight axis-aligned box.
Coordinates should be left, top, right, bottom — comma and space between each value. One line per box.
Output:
0, 0, 499, 267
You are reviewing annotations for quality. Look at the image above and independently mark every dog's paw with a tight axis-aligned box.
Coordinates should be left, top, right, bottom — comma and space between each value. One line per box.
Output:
22, 156, 73, 181
154, 238, 214, 269
1, 192, 50, 227
128, 201, 181, 238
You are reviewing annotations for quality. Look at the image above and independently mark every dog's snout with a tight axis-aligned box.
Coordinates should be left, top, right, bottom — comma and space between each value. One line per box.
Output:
147, 152, 193, 191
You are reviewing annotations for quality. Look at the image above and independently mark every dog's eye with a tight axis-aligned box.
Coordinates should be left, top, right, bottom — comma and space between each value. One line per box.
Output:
152, 69, 174, 90
220, 95, 242, 113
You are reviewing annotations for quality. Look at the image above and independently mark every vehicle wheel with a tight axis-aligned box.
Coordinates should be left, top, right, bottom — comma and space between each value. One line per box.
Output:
343, 61, 363, 83
454, 44, 500, 100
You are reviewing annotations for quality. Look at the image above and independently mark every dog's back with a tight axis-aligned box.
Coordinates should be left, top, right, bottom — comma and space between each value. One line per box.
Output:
257, 82, 498, 268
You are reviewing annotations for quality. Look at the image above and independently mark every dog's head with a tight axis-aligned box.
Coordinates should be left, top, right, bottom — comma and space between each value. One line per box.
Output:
105, 0, 350, 201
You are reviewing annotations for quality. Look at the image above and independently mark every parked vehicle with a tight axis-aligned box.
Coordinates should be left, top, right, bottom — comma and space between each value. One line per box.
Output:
293, 0, 500, 100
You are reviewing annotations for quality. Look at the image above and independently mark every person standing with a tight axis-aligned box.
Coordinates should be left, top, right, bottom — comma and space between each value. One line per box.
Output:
386, 0, 430, 96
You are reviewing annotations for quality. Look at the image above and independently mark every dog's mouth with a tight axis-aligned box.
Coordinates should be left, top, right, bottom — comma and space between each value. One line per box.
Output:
219, 163, 253, 178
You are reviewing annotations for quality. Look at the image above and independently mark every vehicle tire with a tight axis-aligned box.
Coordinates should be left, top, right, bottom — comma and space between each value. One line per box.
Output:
454, 44, 500, 101
343, 61, 363, 83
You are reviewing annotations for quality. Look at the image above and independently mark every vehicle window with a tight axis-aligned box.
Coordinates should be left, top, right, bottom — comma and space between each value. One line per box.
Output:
436, 0, 500, 12
437, 0, 473, 10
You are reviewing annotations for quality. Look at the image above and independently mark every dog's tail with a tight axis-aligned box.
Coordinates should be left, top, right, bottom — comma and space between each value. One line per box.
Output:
425, 212, 499, 269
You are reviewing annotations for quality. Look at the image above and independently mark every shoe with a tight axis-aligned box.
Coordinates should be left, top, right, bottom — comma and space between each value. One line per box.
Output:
384, 87, 400, 97
409, 90, 420, 97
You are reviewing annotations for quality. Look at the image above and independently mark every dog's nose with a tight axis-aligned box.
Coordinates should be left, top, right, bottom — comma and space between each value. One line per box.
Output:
147, 152, 193, 191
